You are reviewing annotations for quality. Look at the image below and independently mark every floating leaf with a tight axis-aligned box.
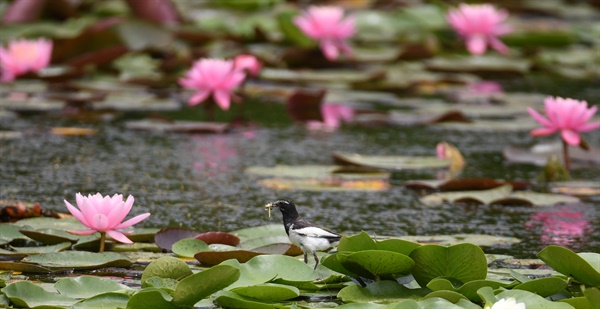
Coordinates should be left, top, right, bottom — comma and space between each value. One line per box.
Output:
55, 276, 131, 299
258, 178, 390, 191
154, 227, 201, 252
232, 224, 287, 242
1, 281, 77, 308
231, 283, 299, 302
504, 143, 600, 166
172, 265, 240, 308
0, 261, 52, 273
393, 234, 521, 247
333, 152, 450, 171
0, 224, 33, 244
125, 119, 230, 133
215, 290, 290, 309
513, 277, 568, 297
127, 288, 179, 309
410, 243, 487, 287
427, 278, 514, 302
549, 181, 600, 196
260, 68, 385, 84
11, 241, 71, 254
246, 165, 388, 180
342, 250, 415, 280
425, 55, 530, 74
484, 289, 574, 309
171, 238, 209, 258
50, 127, 98, 136
141, 256, 193, 287
221, 255, 318, 289
195, 250, 264, 266
195, 231, 240, 246
73, 292, 130, 309
537, 246, 600, 287
251, 243, 303, 256
338, 280, 427, 303
404, 178, 530, 192
19, 228, 80, 245
22, 251, 132, 270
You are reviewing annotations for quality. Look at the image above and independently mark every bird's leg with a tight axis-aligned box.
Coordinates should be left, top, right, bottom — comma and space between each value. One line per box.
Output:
303, 252, 308, 264
313, 252, 319, 270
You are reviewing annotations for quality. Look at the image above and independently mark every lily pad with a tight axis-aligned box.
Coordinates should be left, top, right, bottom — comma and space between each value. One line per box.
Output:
231, 283, 299, 302
404, 178, 530, 192
19, 228, 80, 245
480, 288, 574, 309
0, 224, 33, 244
258, 178, 390, 191
425, 55, 531, 74
395, 234, 521, 247
221, 255, 318, 289
503, 143, 600, 166
73, 292, 130, 309
55, 276, 131, 299
11, 217, 87, 230
141, 256, 193, 287
11, 241, 71, 254
196, 231, 240, 246
1, 281, 77, 308
215, 290, 291, 309
549, 181, 600, 196
333, 152, 450, 171
421, 184, 579, 206
260, 68, 385, 84
195, 250, 264, 266
172, 264, 240, 308
0, 261, 53, 273
22, 251, 132, 270
537, 246, 600, 287
338, 280, 428, 303
154, 227, 201, 252
245, 165, 389, 180
171, 238, 209, 258
127, 288, 179, 309
341, 250, 415, 280
232, 224, 287, 242
125, 119, 230, 133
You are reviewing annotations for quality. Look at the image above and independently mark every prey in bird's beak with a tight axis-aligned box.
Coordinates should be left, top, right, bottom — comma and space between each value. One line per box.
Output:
264, 202, 274, 218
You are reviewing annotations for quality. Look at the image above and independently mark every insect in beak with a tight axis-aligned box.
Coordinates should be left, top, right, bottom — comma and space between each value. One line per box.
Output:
264, 202, 273, 218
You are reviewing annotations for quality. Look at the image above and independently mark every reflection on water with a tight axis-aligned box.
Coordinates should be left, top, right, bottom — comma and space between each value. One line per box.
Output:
526, 205, 590, 247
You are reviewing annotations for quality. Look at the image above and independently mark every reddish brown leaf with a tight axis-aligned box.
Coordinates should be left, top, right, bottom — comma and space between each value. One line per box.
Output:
154, 227, 200, 251
195, 232, 240, 246
2, 0, 46, 24
195, 250, 263, 266
286, 89, 325, 122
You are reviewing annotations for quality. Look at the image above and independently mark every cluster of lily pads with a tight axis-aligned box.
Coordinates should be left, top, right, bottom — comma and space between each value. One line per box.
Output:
0, 216, 598, 308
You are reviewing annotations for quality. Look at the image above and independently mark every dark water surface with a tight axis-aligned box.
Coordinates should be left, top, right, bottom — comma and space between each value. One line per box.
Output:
1, 87, 599, 259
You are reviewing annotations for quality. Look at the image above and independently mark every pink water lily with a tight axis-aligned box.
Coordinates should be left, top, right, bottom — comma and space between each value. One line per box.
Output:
234, 54, 261, 76
306, 103, 354, 131
294, 6, 356, 60
0, 38, 52, 82
528, 97, 599, 146
446, 3, 511, 55
179, 58, 246, 110
64, 193, 150, 251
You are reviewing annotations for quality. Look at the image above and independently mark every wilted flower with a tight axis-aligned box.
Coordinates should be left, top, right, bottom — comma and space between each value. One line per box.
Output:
306, 103, 354, 131
179, 58, 246, 110
234, 54, 261, 77
294, 6, 356, 60
64, 193, 150, 252
0, 38, 52, 82
446, 4, 511, 55
528, 96, 600, 146
485, 297, 526, 309
436, 142, 465, 179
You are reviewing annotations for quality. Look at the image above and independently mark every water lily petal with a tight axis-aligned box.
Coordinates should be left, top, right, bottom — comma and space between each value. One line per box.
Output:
67, 229, 98, 236
91, 213, 110, 231
189, 89, 210, 106
64, 199, 90, 227
527, 107, 552, 127
213, 90, 231, 110
561, 129, 581, 145
115, 212, 150, 230
107, 230, 133, 244
531, 127, 557, 137
466, 35, 487, 55
321, 40, 339, 60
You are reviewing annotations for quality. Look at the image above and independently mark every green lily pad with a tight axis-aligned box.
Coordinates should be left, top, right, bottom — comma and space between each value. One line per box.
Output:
0, 224, 33, 244
144, 277, 179, 293
125, 119, 230, 133
11, 241, 71, 254
141, 256, 193, 287
221, 255, 318, 289
342, 250, 415, 280
240, 236, 291, 248
73, 292, 130, 309
12, 217, 87, 230
54, 276, 131, 299
251, 243, 303, 256
127, 228, 161, 243
22, 251, 132, 270
338, 231, 378, 252
421, 184, 579, 206
481, 288, 574, 309
427, 278, 514, 302
338, 280, 428, 303
260, 68, 385, 84
410, 243, 487, 287
258, 178, 390, 191
154, 226, 201, 252
333, 152, 450, 171
172, 264, 240, 308
172, 238, 209, 258
503, 143, 600, 166
422, 290, 468, 303
127, 288, 179, 309
245, 165, 389, 180
215, 290, 291, 309
1, 281, 77, 308
537, 246, 600, 287
425, 55, 531, 74
0, 261, 53, 273
513, 277, 568, 297
435, 116, 539, 132
395, 234, 521, 247
19, 228, 80, 245
231, 283, 299, 302
376, 239, 421, 256
232, 224, 287, 242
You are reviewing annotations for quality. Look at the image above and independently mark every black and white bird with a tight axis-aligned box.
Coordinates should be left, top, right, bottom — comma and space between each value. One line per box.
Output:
265, 199, 341, 270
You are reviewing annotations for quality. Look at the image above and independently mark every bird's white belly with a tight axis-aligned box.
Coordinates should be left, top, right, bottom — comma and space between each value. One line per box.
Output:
289, 229, 334, 252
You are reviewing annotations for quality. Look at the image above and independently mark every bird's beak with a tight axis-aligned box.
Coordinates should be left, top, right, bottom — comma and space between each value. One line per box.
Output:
264, 202, 274, 218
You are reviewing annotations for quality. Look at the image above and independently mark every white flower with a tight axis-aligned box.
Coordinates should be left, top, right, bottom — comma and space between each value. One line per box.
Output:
486, 298, 526, 309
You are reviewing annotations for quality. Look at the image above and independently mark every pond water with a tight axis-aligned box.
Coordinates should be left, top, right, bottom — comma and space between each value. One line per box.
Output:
2, 74, 598, 259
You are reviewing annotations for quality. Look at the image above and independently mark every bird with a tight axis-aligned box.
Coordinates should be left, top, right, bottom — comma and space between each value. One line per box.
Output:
265, 199, 341, 270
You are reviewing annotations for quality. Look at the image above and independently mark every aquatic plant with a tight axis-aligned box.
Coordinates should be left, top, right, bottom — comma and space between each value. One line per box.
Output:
179, 58, 246, 111
446, 3, 511, 55
64, 193, 150, 252
293, 6, 356, 60
527, 96, 600, 170
485, 297, 526, 309
306, 103, 354, 131
234, 54, 261, 77
0, 38, 52, 82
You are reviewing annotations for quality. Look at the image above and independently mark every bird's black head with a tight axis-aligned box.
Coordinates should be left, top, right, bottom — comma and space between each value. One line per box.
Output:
265, 199, 299, 222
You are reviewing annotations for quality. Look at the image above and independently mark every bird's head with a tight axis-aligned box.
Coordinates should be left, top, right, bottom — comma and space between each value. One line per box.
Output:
265, 199, 298, 219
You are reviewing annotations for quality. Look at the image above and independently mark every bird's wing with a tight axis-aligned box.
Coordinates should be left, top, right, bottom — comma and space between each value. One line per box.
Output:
293, 220, 341, 239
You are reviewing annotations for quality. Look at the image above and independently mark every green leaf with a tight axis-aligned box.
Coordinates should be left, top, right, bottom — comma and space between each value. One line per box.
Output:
493, 289, 575, 308
55, 276, 131, 299
1, 281, 77, 308
19, 228, 80, 245
126, 288, 179, 309
537, 246, 600, 287
376, 239, 421, 256
342, 250, 415, 279
221, 255, 317, 289
232, 224, 287, 243
513, 277, 568, 297
141, 256, 193, 287
171, 238, 209, 258
427, 278, 514, 302
73, 292, 130, 309
144, 277, 179, 293
215, 290, 291, 309
231, 283, 299, 301
410, 243, 487, 287
422, 290, 468, 303
172, 264, 240, 307
0, 224, 33, 244
337, 280, 427, 303
338, 231, 378, 252
276, 10, 315, 48
11, 241, 71, 254
22, 251, 132, 270
333, 151, 450, 171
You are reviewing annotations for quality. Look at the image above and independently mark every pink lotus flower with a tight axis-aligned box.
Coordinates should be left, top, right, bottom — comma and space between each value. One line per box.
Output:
64, 193, 150, 250
0, 38, 53, 82
294, 6, 356, 60
307, 103, 354, 131
179, 58, 246, 110
527, 97, 600, 146
446, 4, 511, 55
234, 54, 261, 77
